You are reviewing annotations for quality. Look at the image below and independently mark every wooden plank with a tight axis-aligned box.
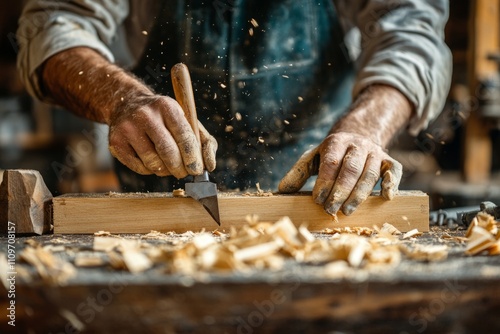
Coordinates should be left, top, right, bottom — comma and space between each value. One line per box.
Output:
53, 191, 429, 234
463, 0, 498, 183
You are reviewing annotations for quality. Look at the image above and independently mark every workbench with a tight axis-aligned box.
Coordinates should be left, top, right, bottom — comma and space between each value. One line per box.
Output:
2, 226, 500, 334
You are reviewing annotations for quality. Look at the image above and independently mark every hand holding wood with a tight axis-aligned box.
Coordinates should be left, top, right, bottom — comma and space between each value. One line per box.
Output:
278, 132, 402, 217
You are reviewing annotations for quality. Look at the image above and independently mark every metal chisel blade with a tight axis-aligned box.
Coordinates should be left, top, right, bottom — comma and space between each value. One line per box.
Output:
185, 171, 221, 225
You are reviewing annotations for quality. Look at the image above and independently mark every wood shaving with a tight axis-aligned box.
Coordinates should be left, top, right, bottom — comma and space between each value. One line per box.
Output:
400, 244, 448, 262
42, 245, 66, 252
321, 226, 374, 236
464, 213, 500, 256
323, 261, 353, 279
380, 223, 402, 235
122, 249, 153, 273
402, 229, 423, 239
441, 233, 468, 243
74, 253, 106, 267
466, 212, 498, 238
107, 251, 127, 270
465, 225, 496, 255
172, 189, 186, 197
212, 230, 225, 237
142, 216, 405, 274
141, 230, 172, 240
19, 246, 75, 284
15, 215, 454, 279
488, 241, 500, 255
24, 239, 40, 248
94, 231, 112, 236
93, 237, 123, 252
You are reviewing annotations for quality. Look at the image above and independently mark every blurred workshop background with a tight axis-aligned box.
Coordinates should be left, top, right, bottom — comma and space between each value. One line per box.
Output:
0, 1, 499, 209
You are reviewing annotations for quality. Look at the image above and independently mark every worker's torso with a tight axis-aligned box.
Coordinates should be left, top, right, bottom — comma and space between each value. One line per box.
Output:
118, 0, 354, 191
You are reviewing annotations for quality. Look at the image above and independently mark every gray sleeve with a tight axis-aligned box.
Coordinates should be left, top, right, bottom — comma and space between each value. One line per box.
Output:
335, 0, 452, 135
16, 0, 129, 102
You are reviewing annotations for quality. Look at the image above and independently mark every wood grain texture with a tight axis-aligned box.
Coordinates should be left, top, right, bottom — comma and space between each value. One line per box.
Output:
12, 279, 500, 334
53, 191, 429, 234
0, 169, 52, 234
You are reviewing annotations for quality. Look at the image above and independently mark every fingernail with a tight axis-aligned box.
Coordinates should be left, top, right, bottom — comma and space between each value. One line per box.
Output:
325, 203, 340, 216
342, 204, 354, 216
314, 189, 328, 204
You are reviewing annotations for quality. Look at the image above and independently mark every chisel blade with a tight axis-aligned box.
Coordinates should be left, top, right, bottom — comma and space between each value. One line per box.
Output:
185, 170, 221, 225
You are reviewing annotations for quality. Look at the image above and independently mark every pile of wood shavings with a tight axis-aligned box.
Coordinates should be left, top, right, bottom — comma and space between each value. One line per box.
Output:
76, 217, 443, 275
2, 218, 452, 284
465, 212, 500, 255
13, 240, 76, 285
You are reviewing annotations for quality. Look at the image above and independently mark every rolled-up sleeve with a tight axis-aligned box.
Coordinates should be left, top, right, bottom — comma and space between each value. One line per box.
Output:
16, 0, 129, 102
335, 0, 452, 135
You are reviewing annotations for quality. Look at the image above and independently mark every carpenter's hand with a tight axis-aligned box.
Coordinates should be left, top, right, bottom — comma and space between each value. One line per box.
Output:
108, 95, 217, 178
278, 132, 402, 216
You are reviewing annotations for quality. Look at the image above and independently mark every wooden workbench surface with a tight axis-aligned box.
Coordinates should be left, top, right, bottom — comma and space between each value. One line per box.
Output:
1, 226, 500, 333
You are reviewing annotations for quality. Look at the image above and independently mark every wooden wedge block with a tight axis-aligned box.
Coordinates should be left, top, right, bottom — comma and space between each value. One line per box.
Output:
0, 169, 53, 235
53, 191, 429, 234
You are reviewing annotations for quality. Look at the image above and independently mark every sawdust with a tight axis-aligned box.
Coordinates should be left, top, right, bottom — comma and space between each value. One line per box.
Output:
321, 226, 374, 236
243, 183, 273, 197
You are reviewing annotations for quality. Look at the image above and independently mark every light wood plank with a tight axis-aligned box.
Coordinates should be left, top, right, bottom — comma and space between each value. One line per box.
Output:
53, 191, 429, 234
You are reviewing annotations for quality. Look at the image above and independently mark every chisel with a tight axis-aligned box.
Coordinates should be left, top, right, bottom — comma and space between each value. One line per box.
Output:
171, 63, 221, 226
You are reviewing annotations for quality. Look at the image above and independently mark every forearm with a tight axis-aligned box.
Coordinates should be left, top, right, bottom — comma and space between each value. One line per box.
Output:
335, 0, 451, 135
41, 47, 153, 124
331, 84, 414, 147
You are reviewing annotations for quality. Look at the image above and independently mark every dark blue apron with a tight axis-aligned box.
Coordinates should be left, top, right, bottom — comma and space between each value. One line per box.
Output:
115, 0, 354, 192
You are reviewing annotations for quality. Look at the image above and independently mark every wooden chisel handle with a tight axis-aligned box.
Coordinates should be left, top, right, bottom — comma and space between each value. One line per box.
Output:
171, 63, 201, 145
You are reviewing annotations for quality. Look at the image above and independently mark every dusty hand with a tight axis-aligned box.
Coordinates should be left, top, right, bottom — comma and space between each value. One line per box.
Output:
278, 132, 402, 216
40, 48, 217, 179
108, 95, 217, 178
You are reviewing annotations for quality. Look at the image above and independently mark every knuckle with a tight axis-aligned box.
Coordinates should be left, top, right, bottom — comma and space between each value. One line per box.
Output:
346, 159, 362, 174
365, 167, 380, 181
319, 154, 340, 175
156, 140, 177, 157
322, 152, 339, 165
177, 133, 197, 154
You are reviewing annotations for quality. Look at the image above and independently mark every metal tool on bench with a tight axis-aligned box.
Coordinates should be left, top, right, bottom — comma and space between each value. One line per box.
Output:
458, 201, 500, 226
429, 201, 499, 228
171, 63, 221, 226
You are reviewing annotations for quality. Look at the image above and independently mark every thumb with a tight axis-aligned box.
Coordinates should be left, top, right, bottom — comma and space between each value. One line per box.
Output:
198, 121, 218, 172
278, 146, 320, 193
